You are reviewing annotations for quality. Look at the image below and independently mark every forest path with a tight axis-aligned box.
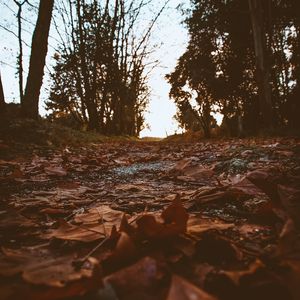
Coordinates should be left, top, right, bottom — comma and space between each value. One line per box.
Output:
0, 138, 300, 299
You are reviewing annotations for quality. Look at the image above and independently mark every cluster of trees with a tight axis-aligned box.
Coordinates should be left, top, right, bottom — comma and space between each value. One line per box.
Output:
1, 0, 165, 137
167, 0, 300, 137
46, 0, 164, 136
0, 0, 54, 120
2, 0, 299, 138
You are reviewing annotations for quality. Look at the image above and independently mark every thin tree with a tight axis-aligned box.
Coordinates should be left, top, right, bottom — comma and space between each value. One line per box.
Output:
0, 71, 6, 116
22, 0, 54, 119
75, 0, 99, 130
13, 0, 28, 105
248, 0, 273, 130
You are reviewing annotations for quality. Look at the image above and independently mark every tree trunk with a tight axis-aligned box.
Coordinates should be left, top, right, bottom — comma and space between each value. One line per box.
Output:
17, 6, 24, 105
0, 72, 6, 116
248, 0, 273, 131
201, 105, 211, 139
22, 0, 54, 119
14, 0, 27, 104
76, 0, 99, 130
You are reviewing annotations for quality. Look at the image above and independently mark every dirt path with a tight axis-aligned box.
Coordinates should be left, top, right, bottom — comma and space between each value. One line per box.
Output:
0, 138, 300, 299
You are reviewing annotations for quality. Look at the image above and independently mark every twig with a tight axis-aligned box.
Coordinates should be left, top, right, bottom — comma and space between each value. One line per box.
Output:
73, 236, 109, 269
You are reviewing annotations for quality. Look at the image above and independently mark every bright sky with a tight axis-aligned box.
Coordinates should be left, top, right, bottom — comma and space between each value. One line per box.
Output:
139, 0, 189, 137
0, 0, 189, 138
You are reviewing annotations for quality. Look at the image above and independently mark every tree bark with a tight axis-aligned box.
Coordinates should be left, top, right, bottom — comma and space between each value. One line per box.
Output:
14, 0, 28, 104
248, 0, 273, 131
0, 72, 6, 115
76, 0, 99, 130
22, 0, 54, 119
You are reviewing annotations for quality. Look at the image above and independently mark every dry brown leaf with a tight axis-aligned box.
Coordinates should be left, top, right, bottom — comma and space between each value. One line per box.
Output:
161, 197, 188, 231
182, 166, 214, 181
277, 218, 300, 258
191, 187, 222, 198
74, 205, 124, 226
191, 191, 227, 205
195, 232, 243, 265
115, 184, 147, 192
229, 177, 268, 199
172, 159, 215, 181
237, 223, 271, 236
172, 159, 193, 172
136, 214, 164, 238
167, 275, 217, 300
136, 199, 188, 239
137, 214, 187, 239
275, 150, 294, 157
119, 214, 135, 235
0, 212, 37, 230
281, 259, 300, 300
8, 165, 24, 179
112, 232, 137, 262
0, 247, 99, 287
220, 259, 264, 285
40, 208, 67, 215
46, 220, 105, 242
104, 257, 163, 296
277, 184, 300, 226
0, 248, 31, 277
246, 169, 281, 203
46, 206, 126, 242
188, 216, 234, 235
23, 256, 98, 287
56, 181, 81, 189
44, 166, 67, 177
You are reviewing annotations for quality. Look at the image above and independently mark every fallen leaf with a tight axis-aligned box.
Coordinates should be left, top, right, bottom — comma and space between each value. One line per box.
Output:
246, 169, 281, 204
220, 259, 264, 285
0, 248, 31, 277
46, 220, 106, 242
23, 256, 98, 287
167, 274, 217, 300
229, 177, 268, 199
119, 214, 135, 235
171, 159, 215, 181
275, 150, 294, 157
195, 232, 243, 265
112, 232, 137, 262
136, 199, 189, 239
136, 214, 165, 239
190, 190, 227, 206
74, 205, 125, 227
104, 257, 164, 298
115, 184, 147, 192
161, 197, 188, 231
277, 218, 300, 258
0, 247, 99, 287
44, 166, 67, 177
172, 159, 193, 172
188, 216, 234, 235
0, 212, 37, 230
237, 223, 271, 236
277, 184, 300, 226
281, 259, 300, 300
40, 208, 67, 215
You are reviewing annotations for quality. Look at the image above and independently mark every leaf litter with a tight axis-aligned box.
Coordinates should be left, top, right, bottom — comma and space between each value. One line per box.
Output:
0, 138, 300, 299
